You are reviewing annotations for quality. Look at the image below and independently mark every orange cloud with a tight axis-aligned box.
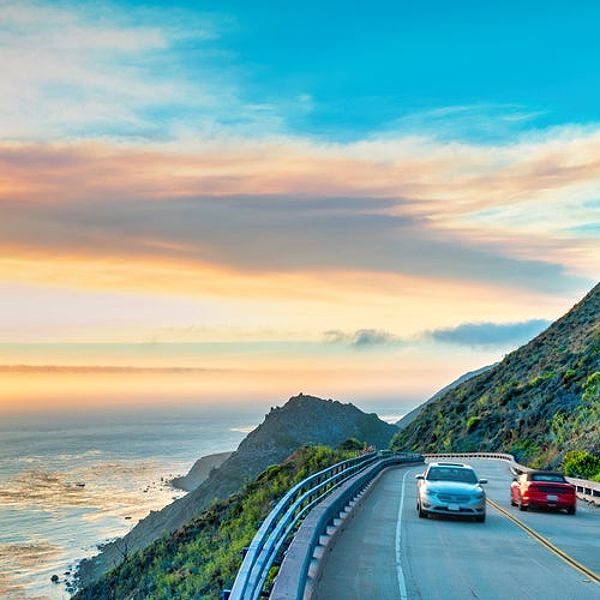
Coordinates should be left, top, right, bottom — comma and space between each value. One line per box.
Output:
1, 128, 598, 209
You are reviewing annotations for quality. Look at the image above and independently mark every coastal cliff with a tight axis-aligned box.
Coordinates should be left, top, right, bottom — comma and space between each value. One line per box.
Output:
77, 394, 397, 586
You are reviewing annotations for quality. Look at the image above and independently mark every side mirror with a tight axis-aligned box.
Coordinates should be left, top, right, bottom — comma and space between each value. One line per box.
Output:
479, 479, 488, 485
415, 474, 424, 480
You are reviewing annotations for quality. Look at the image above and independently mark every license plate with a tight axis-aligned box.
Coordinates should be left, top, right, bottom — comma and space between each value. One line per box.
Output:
547, 494, 559, 501
448, 504, 460, 511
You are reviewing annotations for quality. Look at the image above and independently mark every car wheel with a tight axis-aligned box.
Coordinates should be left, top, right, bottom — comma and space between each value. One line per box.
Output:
567, 506, 576, 515
417, 502, 428, 519
476, 513, 486, 523
519, 501, 528, 511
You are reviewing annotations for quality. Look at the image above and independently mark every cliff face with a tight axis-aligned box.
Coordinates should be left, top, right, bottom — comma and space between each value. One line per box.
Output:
392, 283, 600, 467
78, 394, 397, 585
171, 452, 232, 492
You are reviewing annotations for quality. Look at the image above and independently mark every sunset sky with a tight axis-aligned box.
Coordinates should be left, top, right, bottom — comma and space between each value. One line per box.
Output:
1, 1, 598, 413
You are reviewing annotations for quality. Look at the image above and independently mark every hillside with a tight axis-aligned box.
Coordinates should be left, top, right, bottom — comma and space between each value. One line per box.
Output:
77, 394, 396, 586
74, 445, 356, 600
395, 364, 494, 429
392, 283, 600, 469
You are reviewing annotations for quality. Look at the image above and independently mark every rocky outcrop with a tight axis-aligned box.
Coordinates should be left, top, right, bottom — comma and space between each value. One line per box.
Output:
171, 452, 232, 492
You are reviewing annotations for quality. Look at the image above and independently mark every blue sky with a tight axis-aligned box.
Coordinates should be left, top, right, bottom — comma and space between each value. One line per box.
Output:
5, 0, 599, 142
102, 0, 600, 141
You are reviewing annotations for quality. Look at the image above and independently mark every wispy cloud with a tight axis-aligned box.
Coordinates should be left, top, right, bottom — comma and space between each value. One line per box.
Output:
378, 104, 548, 143
324, 329, 403, 349
0, 365, 242, 373
427, 319, 551, 347
0, 1, 278, 141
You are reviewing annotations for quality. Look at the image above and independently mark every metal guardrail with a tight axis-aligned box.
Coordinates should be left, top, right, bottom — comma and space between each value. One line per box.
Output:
228, 451, 378, 600
270, 453, 423, 600
228, 451, 422, 600
424, 452, 600, 504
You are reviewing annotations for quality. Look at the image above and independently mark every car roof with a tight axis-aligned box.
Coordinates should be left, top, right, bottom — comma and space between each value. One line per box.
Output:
428, 462, 472, 469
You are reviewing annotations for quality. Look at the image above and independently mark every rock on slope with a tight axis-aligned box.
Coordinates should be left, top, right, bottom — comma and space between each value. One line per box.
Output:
171, 452, 233, 491
78, 394, 397, 585
392, 283, 600, 467
395, 364, 494, 429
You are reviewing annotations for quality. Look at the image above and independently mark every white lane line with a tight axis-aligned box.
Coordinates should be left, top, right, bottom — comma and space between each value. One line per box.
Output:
395, 469, 410, 600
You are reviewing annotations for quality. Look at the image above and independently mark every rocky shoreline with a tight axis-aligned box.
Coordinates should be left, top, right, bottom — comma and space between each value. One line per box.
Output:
67, 454, 232, 596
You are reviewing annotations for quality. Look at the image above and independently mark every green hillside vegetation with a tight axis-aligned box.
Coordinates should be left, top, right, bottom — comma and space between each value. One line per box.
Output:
74, 445, 358, 600
391, 283, 600, 475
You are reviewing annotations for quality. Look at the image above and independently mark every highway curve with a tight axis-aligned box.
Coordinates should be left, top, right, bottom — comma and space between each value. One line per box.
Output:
313, 460, 600, 600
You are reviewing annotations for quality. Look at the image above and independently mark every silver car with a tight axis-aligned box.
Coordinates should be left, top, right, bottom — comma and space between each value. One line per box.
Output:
416, 462, 487, 522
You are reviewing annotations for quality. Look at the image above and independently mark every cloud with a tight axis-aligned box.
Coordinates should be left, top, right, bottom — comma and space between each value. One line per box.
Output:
0, 192, 584, 294
0, 116, 599, 298
0, 365, 241, 374
324, 329, 403, 348
325, 319, 552, 350
380, 104, 548, 143
0, 1, 276, 141
427, 319, 551, 347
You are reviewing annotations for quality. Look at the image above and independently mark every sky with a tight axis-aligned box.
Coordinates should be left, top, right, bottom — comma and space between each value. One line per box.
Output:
0, 0, 598, 414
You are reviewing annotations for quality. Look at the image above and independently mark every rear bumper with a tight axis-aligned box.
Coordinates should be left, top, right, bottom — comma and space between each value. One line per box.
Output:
525, 499, 575, 510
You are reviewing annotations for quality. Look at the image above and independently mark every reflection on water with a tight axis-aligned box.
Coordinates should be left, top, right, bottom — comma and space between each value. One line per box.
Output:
0, 406, 260, 599
0, 457, 188, 599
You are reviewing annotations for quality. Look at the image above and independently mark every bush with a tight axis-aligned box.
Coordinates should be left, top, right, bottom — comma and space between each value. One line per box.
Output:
337, 438, 365, 452
562, 450, 600, 479
466, 416, 481, 432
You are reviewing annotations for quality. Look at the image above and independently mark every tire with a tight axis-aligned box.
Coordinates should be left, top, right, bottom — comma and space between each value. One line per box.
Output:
417, 502, 428, 519
567, 506, 576, 515
519, 501, 528, 511
476, 513, 486, 523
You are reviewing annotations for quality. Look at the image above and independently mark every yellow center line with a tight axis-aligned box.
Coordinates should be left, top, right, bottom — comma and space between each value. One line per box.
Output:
486, 498, 600, 586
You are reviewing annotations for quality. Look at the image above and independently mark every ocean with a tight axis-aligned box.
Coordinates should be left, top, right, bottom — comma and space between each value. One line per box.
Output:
0, 405, 265, 600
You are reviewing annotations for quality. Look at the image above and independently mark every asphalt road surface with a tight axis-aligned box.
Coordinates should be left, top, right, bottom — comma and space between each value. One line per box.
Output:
313, 460, 600, 600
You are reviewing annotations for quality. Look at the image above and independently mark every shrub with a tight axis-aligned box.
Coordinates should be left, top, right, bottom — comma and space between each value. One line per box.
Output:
337, 438, 365, 452
562, 450, 600, 480
582, 371, 600, 404
466, 416, 481, 432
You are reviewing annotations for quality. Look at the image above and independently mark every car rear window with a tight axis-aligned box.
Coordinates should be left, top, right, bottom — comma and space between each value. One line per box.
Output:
531, 474, 566, 482
426, 467, 477, 483
536, 486, 571, 493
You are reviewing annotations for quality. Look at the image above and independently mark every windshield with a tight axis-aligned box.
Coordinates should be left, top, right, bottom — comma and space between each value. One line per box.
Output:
531, 474, 566, 482
426, 466, 478, 483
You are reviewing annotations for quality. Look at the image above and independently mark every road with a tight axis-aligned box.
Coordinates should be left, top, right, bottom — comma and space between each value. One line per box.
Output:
313, 459, 600, 600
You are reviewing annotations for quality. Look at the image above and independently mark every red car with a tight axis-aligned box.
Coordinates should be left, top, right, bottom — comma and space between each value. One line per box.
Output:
510, 471, 576, 514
